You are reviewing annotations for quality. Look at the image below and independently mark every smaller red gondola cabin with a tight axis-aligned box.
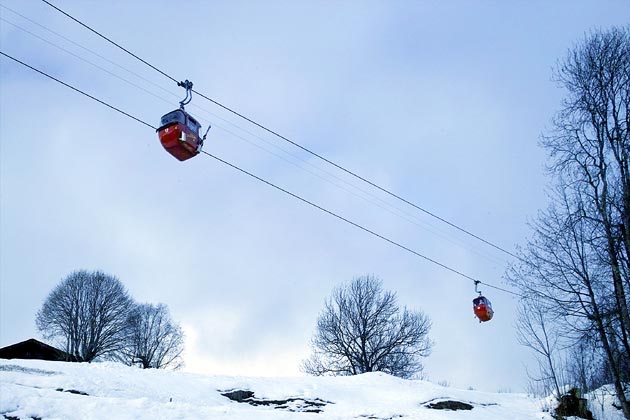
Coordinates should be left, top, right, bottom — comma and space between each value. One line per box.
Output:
157, 109, 202, 161
473, 296, 494, 322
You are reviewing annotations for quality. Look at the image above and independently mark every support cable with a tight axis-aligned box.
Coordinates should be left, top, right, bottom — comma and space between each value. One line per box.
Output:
5, 18, 501, 264
0, 3, 177, 98
0, 50, 520, 297
0, 17, 175, 106
38, 0, 522, 262
0, 51, 155, 130
39, 0, 178, 84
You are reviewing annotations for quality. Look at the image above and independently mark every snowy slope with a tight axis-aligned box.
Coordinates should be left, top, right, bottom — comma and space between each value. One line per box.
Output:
1, 359, 555, 420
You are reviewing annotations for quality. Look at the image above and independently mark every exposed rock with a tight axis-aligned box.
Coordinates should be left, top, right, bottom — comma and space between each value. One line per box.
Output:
554, 388, 594, 420
220, 389, 254, 402
425, 400, 473, 410
220, 389, 331, 413
56, 388, 89, 396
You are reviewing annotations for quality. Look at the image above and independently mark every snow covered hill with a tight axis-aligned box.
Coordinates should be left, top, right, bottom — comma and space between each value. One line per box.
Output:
0, 359, 565, 419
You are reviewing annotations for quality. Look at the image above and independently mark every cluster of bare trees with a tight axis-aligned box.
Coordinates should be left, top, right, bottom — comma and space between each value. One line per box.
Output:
507, 26, 629, 418
37, 270, 429, 379
36, 270, 184, 369
303, 275, 432, 379
119, 303, 184, 369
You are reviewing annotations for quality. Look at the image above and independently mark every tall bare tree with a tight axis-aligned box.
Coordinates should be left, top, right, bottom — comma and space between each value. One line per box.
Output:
548, 25, 630, 357
120, 303, 184, 369
303, 275, 432, 379
509, 26, 630, 418
516, 298, 564, 400
36, 270, 134, 362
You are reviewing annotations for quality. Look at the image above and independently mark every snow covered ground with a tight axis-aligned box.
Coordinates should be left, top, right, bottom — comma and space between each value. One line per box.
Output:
0, 359, 619, 420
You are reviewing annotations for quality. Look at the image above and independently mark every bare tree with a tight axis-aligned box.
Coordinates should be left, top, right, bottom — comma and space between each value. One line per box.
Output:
120, 303, 184, 369
547, 25, 630, 358
516, 298, 564, 399
303, 275, 432, 379
509, 26, 630, 418
566, 339, 609, 395
36, 270, 135, 362
509, 184, 629, 415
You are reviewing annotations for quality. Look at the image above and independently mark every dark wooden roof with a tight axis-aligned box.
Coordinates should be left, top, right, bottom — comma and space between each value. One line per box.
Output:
0, 338, 77, 362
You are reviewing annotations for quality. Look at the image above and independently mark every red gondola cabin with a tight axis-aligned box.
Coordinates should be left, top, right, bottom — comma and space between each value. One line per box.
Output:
473, 296, 494, 322
157, 109, 202, 161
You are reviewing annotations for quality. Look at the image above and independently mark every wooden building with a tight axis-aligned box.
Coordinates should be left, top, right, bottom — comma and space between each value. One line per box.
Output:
0, 338, 76, 362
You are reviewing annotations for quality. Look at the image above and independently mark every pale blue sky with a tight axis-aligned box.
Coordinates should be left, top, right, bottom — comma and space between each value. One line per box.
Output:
1, 0, 629, 391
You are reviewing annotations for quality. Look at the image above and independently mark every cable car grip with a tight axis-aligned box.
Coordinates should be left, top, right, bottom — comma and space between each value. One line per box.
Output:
178, 79, 194, 109
474, 280, 482, 296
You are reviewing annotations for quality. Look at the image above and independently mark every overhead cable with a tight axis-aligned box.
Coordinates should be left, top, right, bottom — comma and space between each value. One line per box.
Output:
0, 17, 176, 105
38, 0, 522, 262
39, 0, 178, 84
0, 51, 155, 130
6, 16, 501, 264
0, 50, 519, 297
0, 3, 177, 98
